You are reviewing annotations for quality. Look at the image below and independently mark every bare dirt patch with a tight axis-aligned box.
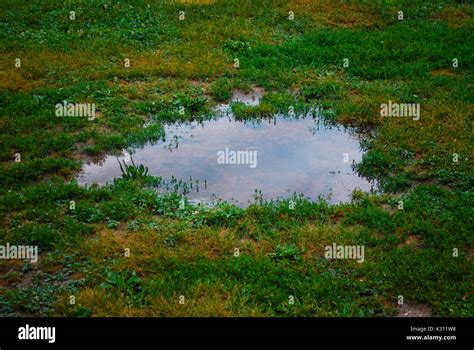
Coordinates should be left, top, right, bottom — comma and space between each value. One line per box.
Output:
397, 303, 432, 317
431, 68, 458, 77
398, 235, 423, 248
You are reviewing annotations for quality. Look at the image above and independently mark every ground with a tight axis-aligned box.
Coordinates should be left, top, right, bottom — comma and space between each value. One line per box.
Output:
0, 0, 473, 317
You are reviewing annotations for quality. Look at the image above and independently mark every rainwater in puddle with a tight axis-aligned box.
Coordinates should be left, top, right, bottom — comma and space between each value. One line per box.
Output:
77, 91, 375, 206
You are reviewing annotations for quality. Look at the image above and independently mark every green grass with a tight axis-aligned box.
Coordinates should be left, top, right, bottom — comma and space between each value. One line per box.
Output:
0, 0, 472, 317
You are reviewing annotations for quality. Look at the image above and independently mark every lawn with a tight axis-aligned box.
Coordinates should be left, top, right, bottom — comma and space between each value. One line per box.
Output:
0, 0, 472, 317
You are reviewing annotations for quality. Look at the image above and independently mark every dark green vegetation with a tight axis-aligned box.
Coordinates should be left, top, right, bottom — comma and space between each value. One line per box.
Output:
0, 0, 472, 316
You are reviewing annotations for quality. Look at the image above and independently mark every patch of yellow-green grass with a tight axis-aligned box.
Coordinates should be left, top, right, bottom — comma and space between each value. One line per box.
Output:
167, 0, 216, 5
336, 90, 386, 127
77, 222, 231, 268
125, 44, 230, 79
55, 287, 127, 316
0, 49, 103, 91
0, 43, 229, 92
180, 16, 279, 47
384, 98, 473, 174
117, 77, 198, 101
433, 5, 474, 27
78, 214, 377, 272
287, 0, 385, 28
56, 282, 268, 317
298, 223, 369, 261
431, 68, 459, 77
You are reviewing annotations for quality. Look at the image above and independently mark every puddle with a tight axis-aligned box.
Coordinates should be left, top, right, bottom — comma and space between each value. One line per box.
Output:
230, 87, 264, 106
77, 95, 375, 206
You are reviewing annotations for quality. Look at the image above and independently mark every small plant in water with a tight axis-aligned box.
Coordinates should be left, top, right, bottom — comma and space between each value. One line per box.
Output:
118, 157, 149, 181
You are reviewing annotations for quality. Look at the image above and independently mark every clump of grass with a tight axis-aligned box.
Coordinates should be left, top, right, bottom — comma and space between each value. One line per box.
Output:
171, 91, 208, 115
100, 270, 143, 306
209, 79, 234, 102
269, 244, 304, 261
